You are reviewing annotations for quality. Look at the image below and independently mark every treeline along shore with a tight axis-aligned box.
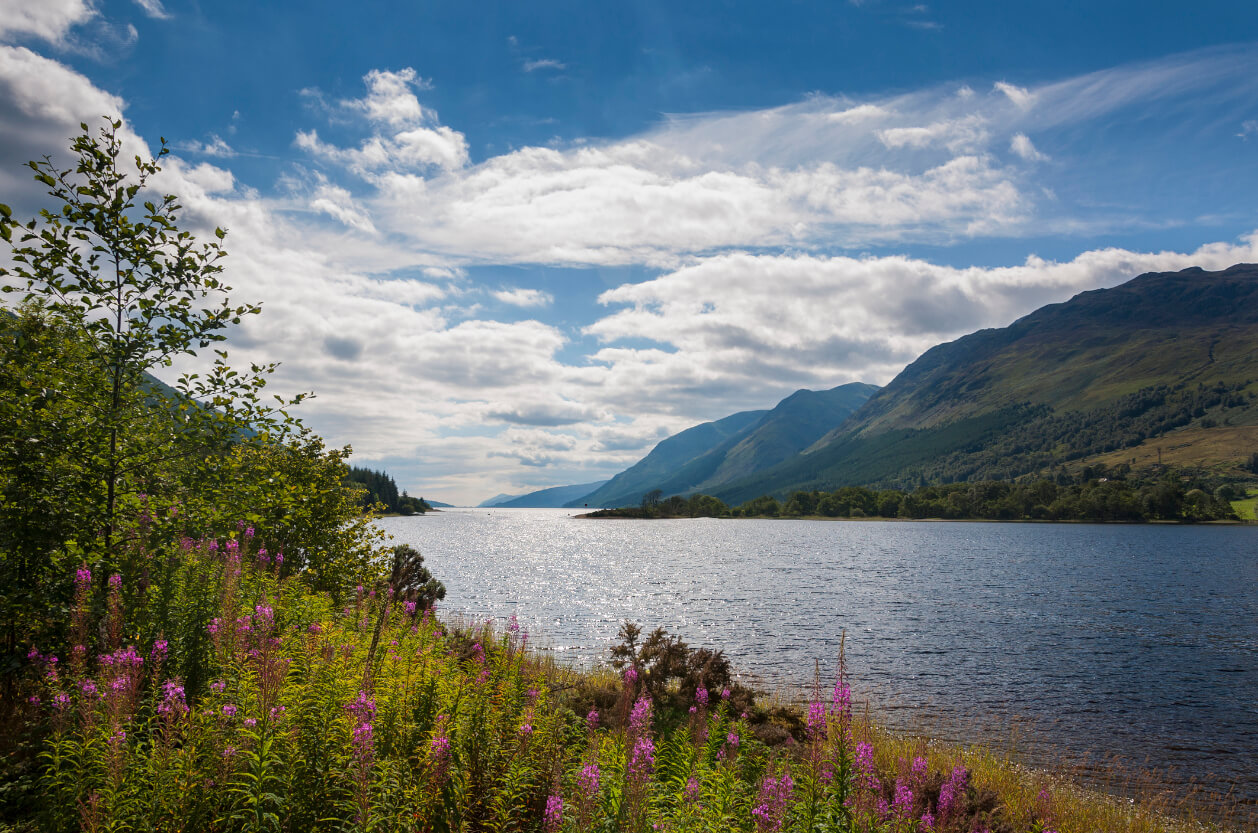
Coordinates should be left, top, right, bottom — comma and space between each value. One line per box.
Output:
579, 465, 1245, 523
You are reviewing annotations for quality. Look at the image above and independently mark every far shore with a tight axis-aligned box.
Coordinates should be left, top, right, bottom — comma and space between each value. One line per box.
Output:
574, 510, 1250, 524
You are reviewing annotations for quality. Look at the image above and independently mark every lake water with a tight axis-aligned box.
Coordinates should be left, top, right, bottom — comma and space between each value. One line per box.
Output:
380, 509, 1258, 808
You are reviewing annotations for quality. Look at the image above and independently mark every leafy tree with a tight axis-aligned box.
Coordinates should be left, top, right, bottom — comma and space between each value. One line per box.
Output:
0, 121, 381, 669
0, 120, 304, 570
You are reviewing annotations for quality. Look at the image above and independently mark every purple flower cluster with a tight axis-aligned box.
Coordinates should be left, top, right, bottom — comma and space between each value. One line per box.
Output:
684, 776, 701, 803
752, 770, 795, 833
806, 699, 826, 740
585, 709, 599, 732
351, 721, 374, 761
695, 686, 708, 707
543, 793, 563, 832
156, 679, 187, 717
627, 696, 655, 781
937, 764, 968, 819
890, 777, 914, 820
854, 742, 879, 791
577, 762, 600, 798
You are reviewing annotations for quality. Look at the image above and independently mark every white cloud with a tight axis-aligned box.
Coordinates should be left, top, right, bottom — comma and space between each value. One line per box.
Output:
131, 0, 170, 20
1238, 120, 1258, 140
179, 134, 235, 157
0, 0, 95, 45
293, 49, 1258, 269
994, 81, 1034, 109
345, 67, 432, 127
0, 45, 145, 212
1009, 132, 1046, 161
523, 58, 566, 72
582, 235, 1258, 418
492, 287, 553, 307
310, 180, 377, 234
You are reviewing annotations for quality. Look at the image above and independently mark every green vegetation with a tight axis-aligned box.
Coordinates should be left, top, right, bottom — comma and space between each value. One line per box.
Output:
345, 467, 432, 515
1, 121, 385, 710
587, 466, 1242, 522
1230, 487, 1258, 521
716, 382, 1258, 505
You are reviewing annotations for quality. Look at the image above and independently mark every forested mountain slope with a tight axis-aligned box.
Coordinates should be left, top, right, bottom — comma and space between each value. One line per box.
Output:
712, 264, 1258, 503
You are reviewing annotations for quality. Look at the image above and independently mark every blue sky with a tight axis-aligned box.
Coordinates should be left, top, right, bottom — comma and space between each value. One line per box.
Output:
2, 0, 1257, 504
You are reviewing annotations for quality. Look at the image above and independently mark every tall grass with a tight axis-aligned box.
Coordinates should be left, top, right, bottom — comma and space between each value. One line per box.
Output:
11, 526, 1246, 832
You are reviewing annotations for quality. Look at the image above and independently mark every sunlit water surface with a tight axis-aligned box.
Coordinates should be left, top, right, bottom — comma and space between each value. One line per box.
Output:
380, 509, 1257, 805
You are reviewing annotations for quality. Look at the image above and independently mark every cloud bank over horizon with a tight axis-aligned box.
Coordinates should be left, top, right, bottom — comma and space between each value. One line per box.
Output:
2, 3, 1256, 504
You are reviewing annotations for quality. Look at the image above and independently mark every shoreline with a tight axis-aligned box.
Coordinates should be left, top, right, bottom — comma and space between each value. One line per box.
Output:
574, 509, 1251, 524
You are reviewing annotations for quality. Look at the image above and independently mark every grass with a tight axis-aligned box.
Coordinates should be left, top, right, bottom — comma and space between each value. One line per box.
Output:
1229, 488, 1258, 521
5, 528, 1252, 832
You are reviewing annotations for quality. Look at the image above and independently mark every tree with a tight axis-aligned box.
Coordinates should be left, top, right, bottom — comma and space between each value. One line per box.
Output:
0, 120, 304, 578
0, 121, 385, 670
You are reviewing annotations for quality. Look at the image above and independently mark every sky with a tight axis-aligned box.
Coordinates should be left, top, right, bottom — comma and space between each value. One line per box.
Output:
1, 1, 1257, 505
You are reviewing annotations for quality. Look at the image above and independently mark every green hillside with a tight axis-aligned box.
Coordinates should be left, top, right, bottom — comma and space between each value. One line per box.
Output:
713, 264, 1258, 503
570, 383, 877, 508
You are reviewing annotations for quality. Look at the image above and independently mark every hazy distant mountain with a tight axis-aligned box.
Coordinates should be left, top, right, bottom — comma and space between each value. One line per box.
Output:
490, 481, 609, 508
712, 264, 1258, 503
569, 382, 878, 508
566, 410, 765, 508
478, 493, 522, 508
423, 500, 455, 508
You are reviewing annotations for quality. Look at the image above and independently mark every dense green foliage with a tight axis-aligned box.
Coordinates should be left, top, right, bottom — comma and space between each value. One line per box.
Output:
589, 466, 1239, 523
345, 467, 431, 515
0, 122, 385, 693
739, 467, 1238, 522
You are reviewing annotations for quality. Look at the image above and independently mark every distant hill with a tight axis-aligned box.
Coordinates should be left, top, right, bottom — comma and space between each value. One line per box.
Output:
491, 481, 609, 508
569, 382, 878, 508
712, 264, 1258, 503
478, 493, 522, 508
424, 500, 455, 508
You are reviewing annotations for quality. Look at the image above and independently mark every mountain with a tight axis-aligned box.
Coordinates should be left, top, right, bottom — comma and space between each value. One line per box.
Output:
478, 493, 523, 507
569, 382, 878, 508
423, 500, 455, 508
491, 481, 609, 508
712, 264, 1258, 504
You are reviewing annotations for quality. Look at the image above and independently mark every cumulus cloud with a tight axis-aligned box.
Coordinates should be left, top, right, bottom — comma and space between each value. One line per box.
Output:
1009, 133, 1046, 161
583, 236, 1258, 416
0, 45, 145, 212
485, 398, 601, 426
0, 0, 95, 46
289, 47, 1258, 269
492, 287, 553, 307
346, 68, 433, 127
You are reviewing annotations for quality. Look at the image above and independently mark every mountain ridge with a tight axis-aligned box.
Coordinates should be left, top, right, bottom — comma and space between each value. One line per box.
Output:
711, 264, 1258, 503
570, 382, 878, 507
